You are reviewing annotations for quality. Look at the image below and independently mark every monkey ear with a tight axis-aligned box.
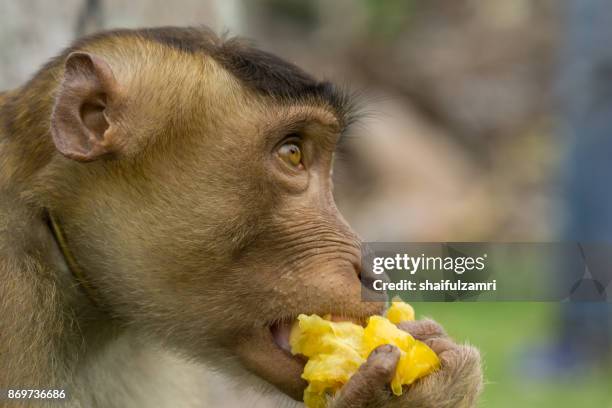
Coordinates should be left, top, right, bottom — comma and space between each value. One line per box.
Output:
51, 52, 122, 162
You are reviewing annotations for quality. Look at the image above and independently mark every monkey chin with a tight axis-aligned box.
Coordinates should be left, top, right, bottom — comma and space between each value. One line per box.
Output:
234, 324, 308, 401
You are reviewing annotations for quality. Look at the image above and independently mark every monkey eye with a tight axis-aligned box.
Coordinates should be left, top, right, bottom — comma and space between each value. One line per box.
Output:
277, 142, 303, 169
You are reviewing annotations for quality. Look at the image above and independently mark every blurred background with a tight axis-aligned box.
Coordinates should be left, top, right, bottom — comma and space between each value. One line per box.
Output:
1, 0, 610, 406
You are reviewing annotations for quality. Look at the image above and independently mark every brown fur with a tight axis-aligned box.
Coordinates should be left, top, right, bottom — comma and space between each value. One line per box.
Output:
0, 27, 481, 407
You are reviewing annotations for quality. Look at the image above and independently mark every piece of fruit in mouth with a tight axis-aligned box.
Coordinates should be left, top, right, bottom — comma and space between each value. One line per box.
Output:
289, 299, 440, 408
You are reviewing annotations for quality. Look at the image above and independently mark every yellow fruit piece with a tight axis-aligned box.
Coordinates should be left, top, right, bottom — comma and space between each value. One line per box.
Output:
290, 301, 440, 408
385, 297, 415, 324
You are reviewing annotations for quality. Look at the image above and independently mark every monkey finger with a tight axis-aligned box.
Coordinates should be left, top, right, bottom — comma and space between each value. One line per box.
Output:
423, 337, 459, 357
397, 319, 446, 341
331, 344, 400, 408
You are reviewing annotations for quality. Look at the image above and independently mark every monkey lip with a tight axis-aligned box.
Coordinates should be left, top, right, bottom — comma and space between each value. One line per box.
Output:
235, 311, 380, 400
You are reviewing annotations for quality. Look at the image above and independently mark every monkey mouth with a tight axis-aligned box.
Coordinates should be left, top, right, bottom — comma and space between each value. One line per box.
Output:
234, 314, 370, 401
270, 314, 367, 354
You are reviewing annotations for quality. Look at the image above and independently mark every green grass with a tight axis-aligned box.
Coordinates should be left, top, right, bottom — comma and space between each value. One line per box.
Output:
414, 303, 612, 408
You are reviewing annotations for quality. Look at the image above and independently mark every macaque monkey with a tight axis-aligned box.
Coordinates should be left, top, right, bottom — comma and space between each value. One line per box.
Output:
0, 27, 482, 407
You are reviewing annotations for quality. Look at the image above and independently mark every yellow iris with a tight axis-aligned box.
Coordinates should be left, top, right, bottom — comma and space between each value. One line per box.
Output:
278, 143, 302, 167
290, 300, 440, 408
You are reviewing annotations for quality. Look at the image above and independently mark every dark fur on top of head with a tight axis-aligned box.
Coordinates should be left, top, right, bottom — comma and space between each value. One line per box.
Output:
26, 26, 355, 127
141, 27, 352, 118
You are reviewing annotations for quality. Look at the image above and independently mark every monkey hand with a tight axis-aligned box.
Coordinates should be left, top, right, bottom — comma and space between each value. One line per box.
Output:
329, 320, 483, 408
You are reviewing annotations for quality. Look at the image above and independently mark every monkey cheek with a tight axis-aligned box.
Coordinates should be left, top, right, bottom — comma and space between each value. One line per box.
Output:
233, 328, 307, 401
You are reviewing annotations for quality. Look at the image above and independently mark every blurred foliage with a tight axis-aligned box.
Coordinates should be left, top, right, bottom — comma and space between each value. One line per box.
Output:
362, 0, 416, 39
260, 0, 319, 29
418, 303, 612, 408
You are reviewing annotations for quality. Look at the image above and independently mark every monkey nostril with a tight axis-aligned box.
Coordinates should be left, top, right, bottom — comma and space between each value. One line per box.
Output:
357, 244, 371, 282
353, 256, 378, 290
357, 244, 390, 292
360, 273, 379, 290
351, 257, 362, 277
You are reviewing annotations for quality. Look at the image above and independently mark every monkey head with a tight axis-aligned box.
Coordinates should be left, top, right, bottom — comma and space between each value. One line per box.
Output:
40, 28, 381, 399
